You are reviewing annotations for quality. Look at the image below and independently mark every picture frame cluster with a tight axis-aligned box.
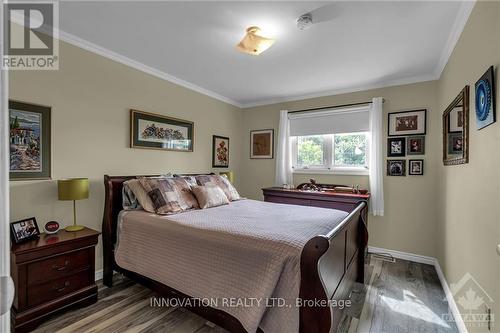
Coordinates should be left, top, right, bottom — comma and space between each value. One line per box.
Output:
387, 109, 426, 176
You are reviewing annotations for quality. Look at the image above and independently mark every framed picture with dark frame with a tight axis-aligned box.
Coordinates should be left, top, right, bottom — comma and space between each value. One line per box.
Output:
387, 160, 406, 176
409, 159, 424, 175
250, 129, 274, 159
130, 109, 194, 152
387, 137, 406, 157
407, 136, 425, 155
10, 217, 40, 244
212, 135, 229, 168
9, 101, 51, 180
388, 109, 427, 136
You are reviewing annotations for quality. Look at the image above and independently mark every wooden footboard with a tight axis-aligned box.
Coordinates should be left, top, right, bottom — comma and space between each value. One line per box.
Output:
102, 175, 368, 333
299, 202, 367, 333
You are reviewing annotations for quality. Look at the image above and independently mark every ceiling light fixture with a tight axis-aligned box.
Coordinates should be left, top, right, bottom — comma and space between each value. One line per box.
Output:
236, 26, 275, 56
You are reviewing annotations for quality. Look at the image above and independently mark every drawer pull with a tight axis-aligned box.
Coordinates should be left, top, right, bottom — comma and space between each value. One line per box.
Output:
52, 260, 70, 271
54, 280, 70, 292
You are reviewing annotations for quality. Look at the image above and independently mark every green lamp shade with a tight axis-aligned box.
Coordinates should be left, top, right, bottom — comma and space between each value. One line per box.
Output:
219, 171, 234, 183
58, 178, 89, 201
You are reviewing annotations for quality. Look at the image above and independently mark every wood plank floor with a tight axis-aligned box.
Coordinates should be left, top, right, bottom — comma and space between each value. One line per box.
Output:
32, 256, 458, 333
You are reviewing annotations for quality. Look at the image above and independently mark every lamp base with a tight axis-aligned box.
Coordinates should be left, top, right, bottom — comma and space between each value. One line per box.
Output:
65, 225, 85, 232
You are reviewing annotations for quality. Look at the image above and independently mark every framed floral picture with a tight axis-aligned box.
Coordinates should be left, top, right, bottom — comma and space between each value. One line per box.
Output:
212, 135, 229, 168
130, 109, 194, 152
9, 101, 51, 180
250, 129, 274, 159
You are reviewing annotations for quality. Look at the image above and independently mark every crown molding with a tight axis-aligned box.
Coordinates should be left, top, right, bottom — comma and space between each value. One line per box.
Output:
52, 0, 474, 110
240, 73, 437, 109
433, 0, 476, 79
56, 30, 244, 108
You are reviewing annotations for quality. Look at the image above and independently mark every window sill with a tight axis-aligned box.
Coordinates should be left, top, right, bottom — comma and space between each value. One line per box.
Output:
293, 168, 369, 176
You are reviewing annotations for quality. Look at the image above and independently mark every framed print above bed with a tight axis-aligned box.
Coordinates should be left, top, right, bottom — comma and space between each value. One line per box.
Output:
388, 109, 426, 136
212, 135, 229, 168
250, 129, 274, 159
130, 109, 194, 152
9, 101, 51, 180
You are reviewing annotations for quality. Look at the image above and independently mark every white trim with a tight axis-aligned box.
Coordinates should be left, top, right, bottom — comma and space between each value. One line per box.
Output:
433, 0, 475, 79
434, 259, 469, 333
293, 168, 369, 176
242, 74, 437, 108
368, 246, 468, 333
368, 246, 435, 266
56, 30, 244, 108
48, 1, 472, 110
95, 269, 103, 282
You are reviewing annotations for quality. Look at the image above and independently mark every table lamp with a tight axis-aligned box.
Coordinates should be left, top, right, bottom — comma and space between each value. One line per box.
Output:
58, 178, 89, 232
219, 171, 234, 183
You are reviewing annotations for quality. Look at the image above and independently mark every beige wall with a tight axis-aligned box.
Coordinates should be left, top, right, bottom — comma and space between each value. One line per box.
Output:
240, 81, 441, 258
436, 1, 500, 330
9, 41, 243, 271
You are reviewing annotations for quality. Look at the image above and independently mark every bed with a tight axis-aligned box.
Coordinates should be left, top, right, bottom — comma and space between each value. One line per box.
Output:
102, 174, 368, 333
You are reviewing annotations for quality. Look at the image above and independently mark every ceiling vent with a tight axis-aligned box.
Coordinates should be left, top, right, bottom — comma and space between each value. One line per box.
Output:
297, 13, 313, 30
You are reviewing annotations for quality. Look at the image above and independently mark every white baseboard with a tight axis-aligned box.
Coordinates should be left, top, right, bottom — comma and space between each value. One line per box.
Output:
368, 246, 435, 266
367, 246, 468, 333
95, 269, 103, 282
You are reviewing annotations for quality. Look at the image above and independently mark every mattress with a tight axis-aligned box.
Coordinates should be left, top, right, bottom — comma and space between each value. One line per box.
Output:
115, 199, 348, 333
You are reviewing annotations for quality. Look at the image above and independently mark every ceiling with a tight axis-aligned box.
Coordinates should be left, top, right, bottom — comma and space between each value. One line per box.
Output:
58, 1, 474, 107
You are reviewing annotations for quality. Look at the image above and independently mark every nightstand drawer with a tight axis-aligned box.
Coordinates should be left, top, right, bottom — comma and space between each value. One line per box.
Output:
27, 271, 91, 308
27, 249, 90, 286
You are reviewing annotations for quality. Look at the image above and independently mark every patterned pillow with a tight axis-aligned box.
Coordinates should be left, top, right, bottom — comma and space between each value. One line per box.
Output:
195, 175, 241, 201
191, 185, 230, 209
138, 177, 199, 215
123, 179, 156, 213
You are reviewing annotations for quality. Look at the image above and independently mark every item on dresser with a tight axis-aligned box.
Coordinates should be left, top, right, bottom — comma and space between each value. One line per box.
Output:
43, 221, 60, 234
10, 217, 40, 244
298, 178, 320, 191
10, 227, 99, 333
58, 178, 89, 232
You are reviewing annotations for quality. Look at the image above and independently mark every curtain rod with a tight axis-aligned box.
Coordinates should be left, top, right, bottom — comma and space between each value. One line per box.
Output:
288, 99, 385, 114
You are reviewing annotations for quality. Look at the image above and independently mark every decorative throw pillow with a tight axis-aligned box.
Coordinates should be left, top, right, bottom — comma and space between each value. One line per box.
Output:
123, 179, 156, 213
174, 175, 197, 188
139, 177, 199, 215
191, 185, 230, 209
195, 175, 241, 201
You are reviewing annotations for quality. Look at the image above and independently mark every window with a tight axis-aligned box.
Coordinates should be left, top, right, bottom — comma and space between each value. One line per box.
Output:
292, 132, 369, 174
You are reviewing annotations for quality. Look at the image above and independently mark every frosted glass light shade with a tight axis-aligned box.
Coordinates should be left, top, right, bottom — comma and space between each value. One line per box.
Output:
236, 26, 275, 55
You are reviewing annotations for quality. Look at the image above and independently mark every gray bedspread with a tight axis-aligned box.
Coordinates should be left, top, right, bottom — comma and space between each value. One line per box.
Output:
115, 199, 347, 333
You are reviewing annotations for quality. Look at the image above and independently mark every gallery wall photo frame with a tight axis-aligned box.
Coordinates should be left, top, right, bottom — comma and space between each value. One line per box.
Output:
387, 160, 406, 176
475, 66, 496, 130
212, 135, 229, 168
130, 109, 194, 152
250, 129, 274, 159
409, 159, 424, 176
387, 137, 406, 157
407, 136, 425, 155
388, 109, 427, 136
9, 100, 52, 180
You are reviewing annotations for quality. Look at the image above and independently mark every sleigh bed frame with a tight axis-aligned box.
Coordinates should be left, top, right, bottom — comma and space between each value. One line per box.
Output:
102, 174, 368, 333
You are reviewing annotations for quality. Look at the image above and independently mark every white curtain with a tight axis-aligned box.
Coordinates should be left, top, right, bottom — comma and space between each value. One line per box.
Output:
369, 97, 384, 216
275, 110, 293, 186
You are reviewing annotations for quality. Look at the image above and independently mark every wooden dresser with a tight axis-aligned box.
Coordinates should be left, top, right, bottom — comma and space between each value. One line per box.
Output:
11, 227, 99, 333
262, 186, 370, 223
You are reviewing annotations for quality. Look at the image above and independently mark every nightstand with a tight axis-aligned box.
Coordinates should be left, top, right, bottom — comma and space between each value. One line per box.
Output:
10, 227, 100, 333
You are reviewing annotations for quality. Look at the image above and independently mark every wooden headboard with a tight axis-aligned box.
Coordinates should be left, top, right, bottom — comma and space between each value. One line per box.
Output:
101, 173, 213, 285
